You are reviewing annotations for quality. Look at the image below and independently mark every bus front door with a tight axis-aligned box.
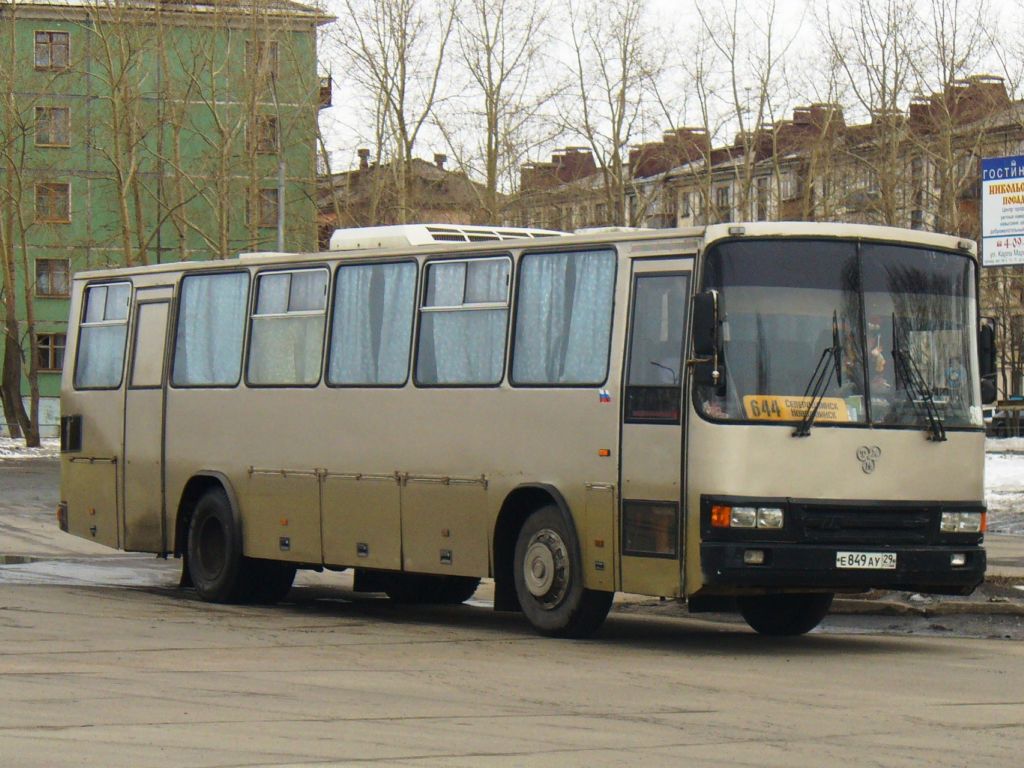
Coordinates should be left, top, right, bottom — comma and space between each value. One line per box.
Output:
122, 294, 171, 552
619, 262, 691, 597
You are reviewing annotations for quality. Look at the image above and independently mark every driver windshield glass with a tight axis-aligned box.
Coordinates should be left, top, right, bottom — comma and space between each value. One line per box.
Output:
698, 239, 981, 429
861, 243, 980, 428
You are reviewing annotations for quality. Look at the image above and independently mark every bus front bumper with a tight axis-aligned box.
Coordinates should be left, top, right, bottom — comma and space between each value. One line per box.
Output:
700, 542, 986, 595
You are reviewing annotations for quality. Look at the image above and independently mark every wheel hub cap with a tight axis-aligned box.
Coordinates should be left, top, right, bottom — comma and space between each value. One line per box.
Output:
522, 529, 570, 608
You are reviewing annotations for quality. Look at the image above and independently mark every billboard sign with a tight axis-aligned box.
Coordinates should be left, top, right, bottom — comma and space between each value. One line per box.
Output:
982, 155, 1024, 266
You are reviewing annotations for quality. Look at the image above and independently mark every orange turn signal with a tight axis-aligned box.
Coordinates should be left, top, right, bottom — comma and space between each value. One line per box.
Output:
711, 505, 732, 528
980, 512, 988, 533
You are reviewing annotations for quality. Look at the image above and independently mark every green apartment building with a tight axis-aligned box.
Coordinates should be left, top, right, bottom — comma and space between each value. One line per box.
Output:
0, 0, 330, 436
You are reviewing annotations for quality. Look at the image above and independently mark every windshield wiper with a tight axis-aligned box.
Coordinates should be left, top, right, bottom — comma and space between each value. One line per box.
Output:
891, 317, 946, 442
793, 311, 843, 438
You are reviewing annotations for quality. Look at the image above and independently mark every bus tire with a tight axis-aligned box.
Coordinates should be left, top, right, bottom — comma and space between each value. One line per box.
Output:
186, 487, 252, 603
250, 560, 296, 604
513, 505, 612, 638
737, 593, 834, 636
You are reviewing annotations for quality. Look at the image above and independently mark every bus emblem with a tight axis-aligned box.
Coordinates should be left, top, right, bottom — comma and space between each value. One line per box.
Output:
856, 445, 882, 474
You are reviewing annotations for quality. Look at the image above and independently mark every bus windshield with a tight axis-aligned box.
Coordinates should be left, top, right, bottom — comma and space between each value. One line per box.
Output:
698, 238, 981, 430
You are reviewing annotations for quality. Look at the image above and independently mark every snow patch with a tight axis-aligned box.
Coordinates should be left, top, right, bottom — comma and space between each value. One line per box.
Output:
0, 437, 59, 459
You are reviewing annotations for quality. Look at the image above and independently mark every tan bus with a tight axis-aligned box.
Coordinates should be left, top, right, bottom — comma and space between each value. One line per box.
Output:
59, 222, 993, 637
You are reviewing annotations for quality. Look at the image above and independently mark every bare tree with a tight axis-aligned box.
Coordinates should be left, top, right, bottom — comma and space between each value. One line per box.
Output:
819, 0, 921, 226
694, 0, 795, 221
560, 0, 660, 226
335, 0, 455, 223
448, 0, 552, 221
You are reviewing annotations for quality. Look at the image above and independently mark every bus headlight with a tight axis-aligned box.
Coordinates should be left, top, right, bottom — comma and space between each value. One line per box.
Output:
757, 507, 784, 529
940, 511, 985, 533
709, 505, 785, 530
731, 507, 757, 528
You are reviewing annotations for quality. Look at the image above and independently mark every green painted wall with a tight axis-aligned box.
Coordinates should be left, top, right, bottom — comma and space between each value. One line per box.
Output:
0, 3, 323, 405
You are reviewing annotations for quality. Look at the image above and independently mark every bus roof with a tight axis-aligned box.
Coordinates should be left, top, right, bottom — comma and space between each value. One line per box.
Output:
71, 222, 976, 281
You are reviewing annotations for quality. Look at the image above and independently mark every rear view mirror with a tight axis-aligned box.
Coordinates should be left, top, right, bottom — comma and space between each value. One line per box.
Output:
692, 290, 720, 357
690, 290, 724, 390
979, 321, 997, 405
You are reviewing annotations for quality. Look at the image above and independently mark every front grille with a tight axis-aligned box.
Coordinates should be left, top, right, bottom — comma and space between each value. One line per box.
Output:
795, 505, 934, 545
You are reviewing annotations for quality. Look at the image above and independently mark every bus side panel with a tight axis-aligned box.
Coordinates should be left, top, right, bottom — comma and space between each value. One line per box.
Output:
242, 470, 322, 563
584, 484, 616, 591
322, 474, 402, 571
401, 479, 488, 577
63, 458, 120, 548
60, 284, 125, 551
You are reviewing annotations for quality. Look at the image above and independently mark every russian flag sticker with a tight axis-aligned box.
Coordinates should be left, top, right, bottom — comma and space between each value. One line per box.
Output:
599, 389, 611, 403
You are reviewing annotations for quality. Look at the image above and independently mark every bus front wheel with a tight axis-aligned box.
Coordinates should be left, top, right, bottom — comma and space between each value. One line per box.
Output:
737, 593, 834, 636
186, 487, 252, 603
513, 506, 612, 638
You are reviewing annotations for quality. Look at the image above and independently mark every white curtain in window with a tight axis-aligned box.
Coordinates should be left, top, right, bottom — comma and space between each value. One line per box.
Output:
75, 283, 131, 388
513, 250, 615, 384
562, 252, 615, 381
330, 263, 416, 385
513, 254, 568, 383
329, 265, 375, 383
429, 260, 508, 384
376, 263, 416, 382
76, 325, 127, 388
289, 270, 327, 311
249, 315, 324, 385
172, 273, 248, 386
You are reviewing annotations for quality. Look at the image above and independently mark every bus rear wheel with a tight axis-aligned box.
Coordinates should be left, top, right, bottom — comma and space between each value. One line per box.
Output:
186, 487, 253, 603
513, 506, 612, 638
737, 593, 834, 636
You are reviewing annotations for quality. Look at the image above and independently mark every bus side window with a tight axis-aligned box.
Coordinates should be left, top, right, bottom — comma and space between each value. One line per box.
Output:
74, 282, 132, 389
248, 268, 329, 387
328, 261, 416, 386
416, 257, 510, 386
511, 249, 616, 386
172, 272, 249, 387
624, 273, 690, 422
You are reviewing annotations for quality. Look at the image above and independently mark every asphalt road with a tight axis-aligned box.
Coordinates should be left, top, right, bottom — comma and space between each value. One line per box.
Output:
2, 457, 1024, 766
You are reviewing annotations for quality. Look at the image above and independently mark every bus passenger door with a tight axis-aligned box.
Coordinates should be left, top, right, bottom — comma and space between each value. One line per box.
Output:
122, 294, 171, 552
618, 262, 691, 597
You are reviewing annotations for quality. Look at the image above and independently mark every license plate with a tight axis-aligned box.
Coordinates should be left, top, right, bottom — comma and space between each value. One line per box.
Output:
836, 551, 897, 570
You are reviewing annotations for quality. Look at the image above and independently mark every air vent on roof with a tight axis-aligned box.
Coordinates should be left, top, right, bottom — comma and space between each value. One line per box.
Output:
330, 224, 566, 251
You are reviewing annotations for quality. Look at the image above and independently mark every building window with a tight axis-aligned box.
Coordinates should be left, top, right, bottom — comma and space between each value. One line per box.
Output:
714, 186, 731, 223
780, 171, 798, 201
251, 115, 279, 154
35, 182, 70, 223
36, 258, 70, 297
35, 106, 70, 147
246, 40, 279, 81
35, 31, 69, 70
249, 187, 280, 228
755, 176, 769, 221
37, 333, 67, 372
